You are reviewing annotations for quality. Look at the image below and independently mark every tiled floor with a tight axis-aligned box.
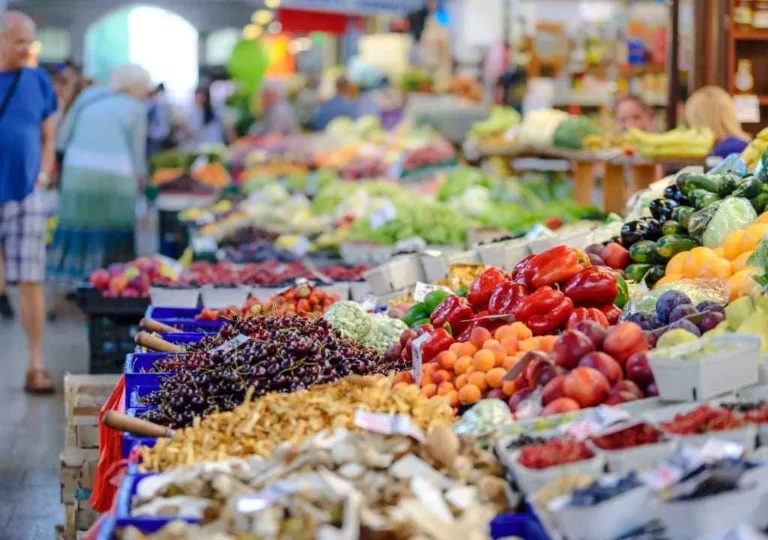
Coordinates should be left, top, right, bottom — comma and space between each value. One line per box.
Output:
0, 296, 88, 540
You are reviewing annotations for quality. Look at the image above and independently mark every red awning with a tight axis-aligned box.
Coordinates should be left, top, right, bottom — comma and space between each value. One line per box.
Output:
277, 8, 363, 35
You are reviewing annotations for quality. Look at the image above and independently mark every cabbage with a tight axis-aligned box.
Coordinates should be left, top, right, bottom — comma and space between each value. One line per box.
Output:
450, 186, 493, 217
702, 197, 757, 248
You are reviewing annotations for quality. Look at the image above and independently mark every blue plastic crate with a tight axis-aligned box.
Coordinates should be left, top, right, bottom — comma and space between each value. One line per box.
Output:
127, 380, 161, 408
124, 352, 176, 399
115, 473, 200, 533
156, 318, 224, 333
145, 306, 202, 320
122, 408, 158, 458
490, 513, 550, 540
134, 332, 206, 352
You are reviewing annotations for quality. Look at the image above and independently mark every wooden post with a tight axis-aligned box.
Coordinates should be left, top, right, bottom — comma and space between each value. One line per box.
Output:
631, 163, 658, 193
603, 163, 626, 214
572, 161, 594, 207
666, 0, 681, 129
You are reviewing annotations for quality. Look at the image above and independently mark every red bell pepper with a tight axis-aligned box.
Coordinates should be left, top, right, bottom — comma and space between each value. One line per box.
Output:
420, 328, 455, 363
563, 266, 620, 307
466, 267, 509, 309
515, 286, 574, 335
528, 246, 591, 289
429, 295, 474, 336
566, 307, 610, 329
488, 282, 528, 316
598, 304, 622, 325
511, 254, 536, 286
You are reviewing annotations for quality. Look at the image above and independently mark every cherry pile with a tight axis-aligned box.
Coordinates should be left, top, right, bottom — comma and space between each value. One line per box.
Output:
660, 406, 747, 435
141, 315, 408, 428
517, 439, 594, 470
590, 423, 663, 450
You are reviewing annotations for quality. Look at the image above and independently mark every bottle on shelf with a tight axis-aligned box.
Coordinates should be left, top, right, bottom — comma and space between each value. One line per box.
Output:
734, 59, 755, 94
734, 0, 754, 32
753, 0, 768, 29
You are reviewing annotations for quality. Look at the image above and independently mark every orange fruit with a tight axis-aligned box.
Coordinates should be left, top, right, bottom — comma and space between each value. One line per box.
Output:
713, 247, 725, 258
467, 371, 489, 391
500, 336, 518, 355
444, 390, 460, 407
485, 343, 506, 365
510, 322, 533, 340
502, 380, 516, 396
454, 356, 473, 375
732, 250, 754, 273
708, 258, 733, 279
394, 371, 414, 384
758, 212, 768, 224
494, 325, 515, 341
666, 251, 688, 275
448, 342, 463, 355
455, 373, 469, 389
682, 247, 718, 278
537, 335, 557, 353
740, 224, 768, 254
432, 369, 453, 385
486, 367, 507, 389
423, 362, 439, 375
421, 383, 437, 398
472, 349, 496, 372
503, 356, 518, 370
458, 383, 482, 404
455, 341, 478, 358
482, 339, 502, 349
723, 230, 745, 260
437, 381, 455, 395
437, 350, 457, 370
421, 373, 434, 386
470, 327, 493, 348
519, 337, 541, 352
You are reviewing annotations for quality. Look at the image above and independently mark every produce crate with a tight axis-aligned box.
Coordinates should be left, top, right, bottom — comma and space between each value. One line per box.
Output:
363, 255, 423, 295
200, 286, 250, 309
145, 306, 201, 319
490, 513, 550, 540
115, 473, 200, 533
475, 238, 530, 270
149, 286, 200, 308
125, 352, 177, 397
421, 250, 479, 282
76, 283, 150, 317
144, 306, 225, 333
122, 408, 157, 459
127, 381, 161, 409
87, 315, 142, 374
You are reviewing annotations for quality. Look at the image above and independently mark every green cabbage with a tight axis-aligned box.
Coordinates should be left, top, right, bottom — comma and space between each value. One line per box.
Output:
323, 301, 373, 341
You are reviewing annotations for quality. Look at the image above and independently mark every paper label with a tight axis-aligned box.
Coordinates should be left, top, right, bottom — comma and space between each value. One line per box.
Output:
369, 201, 397, 231
412, 282, 453, 302
641, 446, 705, 491
560, 406, 631, 441
354, 410, 425, 442
210, 334, 250, 356
525, 224, 555, 241
700, 439, 744, 461
411, 333, 430, 385
734, 95, 761, 124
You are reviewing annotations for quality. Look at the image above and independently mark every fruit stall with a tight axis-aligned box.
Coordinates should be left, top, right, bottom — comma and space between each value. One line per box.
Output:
68, 125, 768, 540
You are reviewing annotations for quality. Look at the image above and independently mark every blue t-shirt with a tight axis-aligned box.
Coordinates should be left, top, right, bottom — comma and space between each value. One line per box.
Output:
0, 68, 57, 203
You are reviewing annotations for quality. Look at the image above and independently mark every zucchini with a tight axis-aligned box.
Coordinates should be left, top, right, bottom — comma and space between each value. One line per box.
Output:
677, 173, 722, 196
655, 234, 698, 260
644, 265, 667, 287
715, 174, 739, 196
688, 189, 720, 209
661, 220, 685, 236
733, 176, 764, 199
671, 206, 695, 229
629, 240, 658, 264
624, 263, 652, 283
749, 193, 768, 214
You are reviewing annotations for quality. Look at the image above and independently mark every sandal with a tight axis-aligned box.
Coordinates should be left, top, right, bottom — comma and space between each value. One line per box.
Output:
25, 369, 55, 394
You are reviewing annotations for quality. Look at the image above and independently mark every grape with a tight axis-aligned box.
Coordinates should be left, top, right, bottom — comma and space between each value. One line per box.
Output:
655, 290, 692, 323
669, 319, 701, 336
695, 301, 726, 317
698, 312, 725, 333
668, 304, 697, 323
627, 312, 662, 331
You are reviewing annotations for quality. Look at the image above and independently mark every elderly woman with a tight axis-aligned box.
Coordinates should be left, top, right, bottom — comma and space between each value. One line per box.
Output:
47, 64, 151, 291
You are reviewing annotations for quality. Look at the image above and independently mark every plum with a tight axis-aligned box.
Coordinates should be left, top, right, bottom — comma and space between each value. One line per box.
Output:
585, 243, 605, 256
669, 319, 702, 336
588, 253, 606, 266
656, 290, 692, 323
696, 301, 726, 317
627, 312, 662, 331
698, 312, 725, 333
668, 304, 697, 323
572, 320, 608, 350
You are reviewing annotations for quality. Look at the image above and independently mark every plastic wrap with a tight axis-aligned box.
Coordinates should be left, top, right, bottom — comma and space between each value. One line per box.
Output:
622, 278, 730, 317
708, 153, 749, 177
453, 399, 513, 437
702, 198, 757, 248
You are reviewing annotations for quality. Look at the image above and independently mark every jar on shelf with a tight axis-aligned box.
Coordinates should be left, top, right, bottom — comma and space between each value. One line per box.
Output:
735, 59, 755, 94
734, 0, 754, 31
753, 0, 768, 28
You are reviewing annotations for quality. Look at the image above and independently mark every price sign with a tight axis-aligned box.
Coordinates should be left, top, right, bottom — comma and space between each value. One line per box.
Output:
412, 282, 453, 302
211, 334, 250, 356
411, 333, 430, 385
734, 95, 761, 124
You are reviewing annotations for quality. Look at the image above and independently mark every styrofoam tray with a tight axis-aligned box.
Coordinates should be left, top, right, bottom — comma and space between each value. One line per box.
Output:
494, 431, 559, 470
509, 450, 606, 496
340, 242, 380, 265
648, 335, 761, 401
527, 226, 594, 254
421, 250, 480, 282
550, 485, 653, 540
475, 238, 530, 270
588, 438, 678, 474
149, 287, 200, 308
363, 255, 424, 295
656, 485, 763, 540
199, 286, 249, 309
667, 424, 758, 452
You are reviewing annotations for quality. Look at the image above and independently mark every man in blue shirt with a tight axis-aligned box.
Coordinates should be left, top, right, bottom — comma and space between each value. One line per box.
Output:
0, 11, 58, 393
311, 77, 359, 131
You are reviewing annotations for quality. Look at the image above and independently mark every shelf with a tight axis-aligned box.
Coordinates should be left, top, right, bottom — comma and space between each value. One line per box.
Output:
732, 31, 768, 41
760, 96, 768, 105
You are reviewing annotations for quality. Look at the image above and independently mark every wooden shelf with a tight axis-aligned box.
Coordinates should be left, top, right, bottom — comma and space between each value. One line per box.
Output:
732, 31, 768, 40
760, 96, 768, 105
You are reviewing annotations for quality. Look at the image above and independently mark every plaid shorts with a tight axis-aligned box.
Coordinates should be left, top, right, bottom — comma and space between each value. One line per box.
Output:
0, 191, 46, 283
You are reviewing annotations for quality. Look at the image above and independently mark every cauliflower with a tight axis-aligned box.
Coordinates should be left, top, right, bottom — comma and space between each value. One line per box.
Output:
362, 315, 407, 354
323, 301, 373, 342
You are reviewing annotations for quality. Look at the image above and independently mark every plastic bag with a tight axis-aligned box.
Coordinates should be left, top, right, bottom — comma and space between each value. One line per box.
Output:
89, 376, 127, 512
701, 198, 756, 248
622, 278, 730, 317
453, 399, 512, 437
708, 153, 749, 177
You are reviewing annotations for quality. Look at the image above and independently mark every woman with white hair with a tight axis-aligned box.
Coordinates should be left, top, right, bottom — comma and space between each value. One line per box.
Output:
47, 63, 151, 296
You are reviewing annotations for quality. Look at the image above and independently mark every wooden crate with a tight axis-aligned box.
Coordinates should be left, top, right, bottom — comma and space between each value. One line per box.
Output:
64, 373, 120, 421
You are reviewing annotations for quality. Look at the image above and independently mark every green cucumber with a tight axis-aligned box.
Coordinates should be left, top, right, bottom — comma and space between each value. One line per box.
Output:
671, 206, 695, 229
677, 173, 722, 196
688, 189, 720, 209
661, 220, 685, 236
749, 193, 768, 214
629, 240, 658, 264
655, 234, 698, 261
624, 263, 652, 283
733, 176, 764, 198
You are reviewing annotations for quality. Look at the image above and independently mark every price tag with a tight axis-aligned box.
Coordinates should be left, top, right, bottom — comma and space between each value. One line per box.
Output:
734, 95, 761, 124
411, 333, 430, 386
369, 201, 397, 231
210, 334, 250, 356
354, 410, 425, 442
191, 236, 218, 254
412, 282, 453, 302
700, 439, 744, 461
641, 446, 705, 491
525, 225, 555, 241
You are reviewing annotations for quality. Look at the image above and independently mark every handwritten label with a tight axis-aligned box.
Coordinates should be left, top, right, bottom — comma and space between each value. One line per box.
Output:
411, 333, 430, 386
354, 410, 425, 442
412, 282, 453, 302
210, 334, 250, 356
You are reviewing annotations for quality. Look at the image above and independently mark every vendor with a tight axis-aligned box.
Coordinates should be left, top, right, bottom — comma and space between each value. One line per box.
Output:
311, 77, 359, 131
685, 86, 751, 158
615, 95, 654, 132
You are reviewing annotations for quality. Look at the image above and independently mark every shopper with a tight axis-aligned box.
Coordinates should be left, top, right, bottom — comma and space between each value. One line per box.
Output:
616, 95, 654, 132
256, 81, 299, 136
0, 10, 58, 392
146, 82, 173, 156
52, 60, 86, 128
47, 64, 150, 310
183, 85, 226, 148
311, 76, 359, 130
685, 86, 751, 158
